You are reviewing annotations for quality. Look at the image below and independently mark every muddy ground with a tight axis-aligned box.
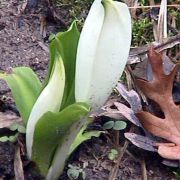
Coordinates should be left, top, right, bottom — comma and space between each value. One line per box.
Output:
0, 0, 178, 179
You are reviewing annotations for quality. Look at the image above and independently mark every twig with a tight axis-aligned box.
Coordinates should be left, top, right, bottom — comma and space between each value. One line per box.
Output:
157, 0, 167, 42
47, 0, 67, 27
128, 4, 180, 9
141, 157, 147, 180
17, 0, 28, 15
38, 42, 49, 53
39, 14, 47, 38
108, 140, 129, 180
125, 66, 134, 90
115, 131, 119, 146
108, 126, 134, 180
125, 150, 139, 162
14, 146, 24, 180
128, 34, 180, 64
154, 34, 180, 52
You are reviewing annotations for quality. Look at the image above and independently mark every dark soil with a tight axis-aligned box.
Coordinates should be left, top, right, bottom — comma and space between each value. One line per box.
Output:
0, 0, 178, 179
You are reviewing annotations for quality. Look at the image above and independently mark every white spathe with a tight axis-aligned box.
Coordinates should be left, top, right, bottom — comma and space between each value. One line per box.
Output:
75, 0, 131, 110
26, 57, 65, 158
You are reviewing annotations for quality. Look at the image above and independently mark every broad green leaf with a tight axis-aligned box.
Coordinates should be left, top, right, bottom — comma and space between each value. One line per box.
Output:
0, 67, 42, 124
69, 125, 103, 155
46, 118, 88, 180
26, 55, 65, 158
103, 120, 114, 130
75, 0, 131, 110
113, 120, 127, 130
49, 21, 80, 109
32, 102, 90, 177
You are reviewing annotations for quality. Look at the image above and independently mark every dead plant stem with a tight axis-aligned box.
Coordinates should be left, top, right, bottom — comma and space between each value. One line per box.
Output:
128, 4, 180, 9
141, 158, 148, 180
108, 126, 135, 180
108, 140, 129, 180
115, 131, 119, 146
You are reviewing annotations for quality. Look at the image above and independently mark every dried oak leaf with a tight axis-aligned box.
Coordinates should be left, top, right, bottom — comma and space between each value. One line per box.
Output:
136, 48, 180, 160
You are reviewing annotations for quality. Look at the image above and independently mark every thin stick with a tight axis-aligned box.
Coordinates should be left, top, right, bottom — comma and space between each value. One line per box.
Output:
128, 34, 180, 59
141, 158, 148, 180
108, 140, 129, 180
128, 4, 180, 9
108, 126, 135, 180
115, 130, 119, 146
14, 146, 24, 180
125, 150, 139, 162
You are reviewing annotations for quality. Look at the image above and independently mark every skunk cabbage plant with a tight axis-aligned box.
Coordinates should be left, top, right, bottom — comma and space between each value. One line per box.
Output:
0, 0, 131, 179
75, 0, 131, 110
0, 23, 90, 177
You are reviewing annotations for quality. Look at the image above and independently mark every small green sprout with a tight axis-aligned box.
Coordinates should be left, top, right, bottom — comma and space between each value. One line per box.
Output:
103, 120, 127, 131
0, 133, 18, 143
0, 123, 25, 143
108, 149, 118, 160
10, 123, 26, 134
67, 164, 86, 180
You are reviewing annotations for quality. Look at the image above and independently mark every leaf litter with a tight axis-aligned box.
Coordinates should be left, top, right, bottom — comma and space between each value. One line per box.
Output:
0, 0, 179, 179
113, 48, 180, 165
136, 48, 180, 160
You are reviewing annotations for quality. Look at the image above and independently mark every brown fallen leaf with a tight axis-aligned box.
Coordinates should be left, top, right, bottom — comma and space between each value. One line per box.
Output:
114, 102, 141, 127
116, 83, 142, 113
100, 83, 142, 127
162, 159, 179, 167
136, 48, 180, 160
0, 112, 22, 129
99, 107, 124, 120
125, 133, 156, 152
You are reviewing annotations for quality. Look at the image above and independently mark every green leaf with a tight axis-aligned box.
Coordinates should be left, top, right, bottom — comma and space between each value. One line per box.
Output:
103, 121, 114, 130
26, 55, 65, 158
108, 153, 115, 160
32, 102, 90, 177
17, 125, 26, 134
10, 123, 26, 134
0, 136, 9, 142
0, 133, 18, 143
113, 120, 127, 130
67, 168, 80, 179
108, 149, 118, 160
10, 123, 19, 131
9, 134, 18, 142
111, 149, 118, 155
0, 67, 42, 124
49, 21, 80, 109
69, 124, 103, 155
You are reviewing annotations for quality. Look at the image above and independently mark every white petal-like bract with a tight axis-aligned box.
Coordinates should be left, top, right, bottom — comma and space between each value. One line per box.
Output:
26, 57, 65, 158
75, 0, 131, 110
